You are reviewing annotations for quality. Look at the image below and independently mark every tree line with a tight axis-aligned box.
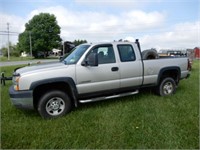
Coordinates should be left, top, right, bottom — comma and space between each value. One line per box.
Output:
1, 13, 87, 58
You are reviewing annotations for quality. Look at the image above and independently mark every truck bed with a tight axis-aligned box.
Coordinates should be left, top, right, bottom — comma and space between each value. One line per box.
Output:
142, 57, 189, 85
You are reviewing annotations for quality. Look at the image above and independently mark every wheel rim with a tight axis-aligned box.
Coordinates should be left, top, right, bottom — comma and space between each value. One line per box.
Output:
163, 81, 174, 95
46, 97, 65, 116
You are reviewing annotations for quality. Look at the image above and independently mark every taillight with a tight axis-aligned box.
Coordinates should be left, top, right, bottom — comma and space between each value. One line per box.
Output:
187, 59, 192, 71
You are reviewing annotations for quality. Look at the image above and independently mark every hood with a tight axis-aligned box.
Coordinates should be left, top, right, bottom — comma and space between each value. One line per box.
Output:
15, 62, 67, 75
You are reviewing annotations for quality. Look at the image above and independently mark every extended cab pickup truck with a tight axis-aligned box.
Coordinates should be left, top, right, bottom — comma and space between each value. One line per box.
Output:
9, 40, 190, 118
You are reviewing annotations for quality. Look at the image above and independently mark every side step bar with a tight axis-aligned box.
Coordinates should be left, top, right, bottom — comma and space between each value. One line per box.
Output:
79, 90, 139, 103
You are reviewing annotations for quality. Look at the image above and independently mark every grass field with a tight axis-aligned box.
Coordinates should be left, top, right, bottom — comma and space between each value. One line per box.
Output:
0, 56, 34, 62
0, 56, 58, 62
1, 61, 199, 149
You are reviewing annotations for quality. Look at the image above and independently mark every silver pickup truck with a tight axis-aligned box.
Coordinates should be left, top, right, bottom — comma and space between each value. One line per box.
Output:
9, 40, 190, 118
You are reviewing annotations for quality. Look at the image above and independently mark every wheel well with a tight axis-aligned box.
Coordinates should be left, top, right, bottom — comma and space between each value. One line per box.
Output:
33, 82, 74, 109
159, 69, 180, 85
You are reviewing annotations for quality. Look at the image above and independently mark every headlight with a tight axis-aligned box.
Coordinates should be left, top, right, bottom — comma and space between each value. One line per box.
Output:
13, 73, 20, 91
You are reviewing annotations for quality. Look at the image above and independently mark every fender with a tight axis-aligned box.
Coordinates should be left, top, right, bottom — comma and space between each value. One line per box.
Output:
157, 66, 181, 85
30, 77, 78, 107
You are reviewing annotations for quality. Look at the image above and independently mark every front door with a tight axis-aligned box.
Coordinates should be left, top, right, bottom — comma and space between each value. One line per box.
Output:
76, 44, 120, 95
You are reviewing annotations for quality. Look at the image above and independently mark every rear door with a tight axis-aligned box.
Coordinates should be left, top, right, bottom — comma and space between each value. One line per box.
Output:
117, 44, 143, 88
76, 44, 120, 94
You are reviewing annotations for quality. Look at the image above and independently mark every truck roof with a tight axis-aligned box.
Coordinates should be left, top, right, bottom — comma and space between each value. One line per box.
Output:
83, 41, 136, 46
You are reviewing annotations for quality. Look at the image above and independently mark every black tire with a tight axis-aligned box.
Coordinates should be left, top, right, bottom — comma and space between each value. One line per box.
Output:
157, 77, 176, 96
37, 90, 72, 119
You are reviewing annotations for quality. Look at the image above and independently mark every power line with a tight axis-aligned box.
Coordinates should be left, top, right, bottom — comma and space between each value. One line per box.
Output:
0, 33, 19, 36
0, 31, 19, 34
0, 30, 19, 36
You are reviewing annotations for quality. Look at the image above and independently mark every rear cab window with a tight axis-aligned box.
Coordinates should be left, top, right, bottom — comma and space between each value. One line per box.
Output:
117, 44, 136, 62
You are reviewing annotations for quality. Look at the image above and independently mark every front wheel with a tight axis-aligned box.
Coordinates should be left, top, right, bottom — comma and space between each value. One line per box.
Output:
157, 77, 177, 96
37, 90, 72, 119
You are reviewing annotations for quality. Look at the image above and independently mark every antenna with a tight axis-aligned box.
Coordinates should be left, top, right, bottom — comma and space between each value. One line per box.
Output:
135, 39, 141, 52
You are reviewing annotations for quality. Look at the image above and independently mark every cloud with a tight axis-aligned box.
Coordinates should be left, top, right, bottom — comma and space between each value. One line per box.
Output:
75, 0, 138, 7
74, 0, 156, 8
26, 6, 165, 42
1, 5, 198, 50
0, 13, 25, 47
137, 21, 199, 50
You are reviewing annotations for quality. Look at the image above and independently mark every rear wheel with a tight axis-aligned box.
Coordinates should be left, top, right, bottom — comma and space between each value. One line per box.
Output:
37, 90, 72, 119
157, 77, 176, 96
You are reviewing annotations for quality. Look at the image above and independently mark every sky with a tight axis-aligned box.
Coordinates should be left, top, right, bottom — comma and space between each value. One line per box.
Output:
0, 0, 199, 50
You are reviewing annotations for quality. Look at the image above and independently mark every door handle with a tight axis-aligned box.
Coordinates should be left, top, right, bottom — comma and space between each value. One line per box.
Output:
111, 67, 119, 72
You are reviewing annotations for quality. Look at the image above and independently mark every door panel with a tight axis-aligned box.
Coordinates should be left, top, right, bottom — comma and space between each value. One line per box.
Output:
119, 61, 143, 88
76, 64, 120, 94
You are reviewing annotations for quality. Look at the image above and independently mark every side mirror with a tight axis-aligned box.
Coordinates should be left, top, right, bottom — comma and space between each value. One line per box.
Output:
59, 56, 63, 62
82, 53, 98, 66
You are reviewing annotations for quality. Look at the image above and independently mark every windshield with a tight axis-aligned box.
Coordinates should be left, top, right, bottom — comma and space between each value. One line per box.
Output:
62, 44, 90, 65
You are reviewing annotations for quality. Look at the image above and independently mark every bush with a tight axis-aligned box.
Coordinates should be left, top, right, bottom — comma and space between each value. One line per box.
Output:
1, 44, 20, 57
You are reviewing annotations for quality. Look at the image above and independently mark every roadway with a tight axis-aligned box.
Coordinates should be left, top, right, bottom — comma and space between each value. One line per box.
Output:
0, 59, 58, 67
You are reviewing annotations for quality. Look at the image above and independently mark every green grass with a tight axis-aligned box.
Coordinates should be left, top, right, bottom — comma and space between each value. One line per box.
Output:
1, 61, 199, 149
0, 56, 34, 62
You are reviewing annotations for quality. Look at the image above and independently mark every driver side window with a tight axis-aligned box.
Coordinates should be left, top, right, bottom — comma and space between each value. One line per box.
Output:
90, 45, 116, 64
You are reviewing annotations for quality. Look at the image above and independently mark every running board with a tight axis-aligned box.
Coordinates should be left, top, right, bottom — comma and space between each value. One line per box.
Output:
79, 90, 139, 103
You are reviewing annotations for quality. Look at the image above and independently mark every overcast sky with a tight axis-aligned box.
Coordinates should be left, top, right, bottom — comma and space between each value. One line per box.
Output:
0, 0, 199, 50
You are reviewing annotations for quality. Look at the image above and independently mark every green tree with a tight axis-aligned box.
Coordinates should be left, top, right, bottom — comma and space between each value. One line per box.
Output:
18, 13, 61, 58
1, 47, 7, 57
1, 43, 20, 57
73, 39, 87, 46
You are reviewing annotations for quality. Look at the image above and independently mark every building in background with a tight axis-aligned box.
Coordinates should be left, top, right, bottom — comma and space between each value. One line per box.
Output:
186, 49, 195, 60
194, 47, 200, 59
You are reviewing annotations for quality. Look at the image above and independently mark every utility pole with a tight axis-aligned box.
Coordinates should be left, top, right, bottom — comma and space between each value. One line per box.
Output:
7, 23, 10, 61
29, 31, 32, 57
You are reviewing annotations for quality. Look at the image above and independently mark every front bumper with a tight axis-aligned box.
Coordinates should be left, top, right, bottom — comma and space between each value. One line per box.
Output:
9, 86, 34, 110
